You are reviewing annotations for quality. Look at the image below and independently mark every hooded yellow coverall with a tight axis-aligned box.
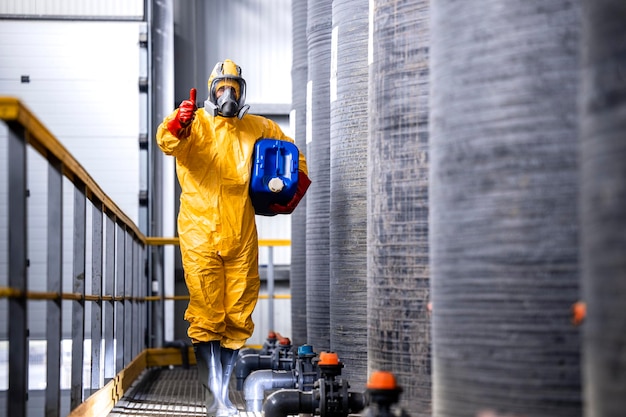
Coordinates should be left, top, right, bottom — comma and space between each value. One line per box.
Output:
157, 110, 308, 350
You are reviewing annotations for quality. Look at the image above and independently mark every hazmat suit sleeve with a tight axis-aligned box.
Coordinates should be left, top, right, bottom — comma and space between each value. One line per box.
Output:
156, 109, 199, 158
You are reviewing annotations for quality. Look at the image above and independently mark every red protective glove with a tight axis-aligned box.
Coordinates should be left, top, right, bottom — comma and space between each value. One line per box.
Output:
167, 88, 197, 138
268, 172, 312, 214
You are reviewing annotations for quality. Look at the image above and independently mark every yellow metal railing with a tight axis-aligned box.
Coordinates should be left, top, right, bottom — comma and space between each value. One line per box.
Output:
1, 97, 293, 417
1, 97, 150, 416
0, 238, 291, 303
0, 96, 145, 243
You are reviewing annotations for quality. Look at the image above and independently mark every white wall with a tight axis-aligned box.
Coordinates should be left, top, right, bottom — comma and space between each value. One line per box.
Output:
0, 19, 143, 224
0, 0, 143, 19
0, 19, 145, 408
0, 20, 144, 342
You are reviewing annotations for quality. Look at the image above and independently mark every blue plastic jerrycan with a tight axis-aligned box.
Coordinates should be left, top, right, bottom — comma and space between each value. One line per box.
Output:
250, 138, 299, 215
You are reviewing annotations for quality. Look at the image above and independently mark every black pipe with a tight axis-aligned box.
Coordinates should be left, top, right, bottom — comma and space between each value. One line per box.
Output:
235, 349, 294, 391
235, 354, 273, 390
244, 369, 298, 412
238, 347, 257, 357
347, 391, 367, 414
263, 387, 365, 417
263, 389, 318, 417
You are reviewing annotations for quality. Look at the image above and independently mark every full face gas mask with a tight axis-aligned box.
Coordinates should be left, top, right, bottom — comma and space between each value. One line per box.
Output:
204, 59, 250, 119
215, 84, 239, 118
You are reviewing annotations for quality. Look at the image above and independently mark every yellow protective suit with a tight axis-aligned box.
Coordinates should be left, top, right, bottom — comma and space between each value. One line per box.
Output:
157, 109, 308, 350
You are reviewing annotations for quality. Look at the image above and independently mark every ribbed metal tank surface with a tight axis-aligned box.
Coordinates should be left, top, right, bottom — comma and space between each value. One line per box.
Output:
305, 0, 332, 353
368, 0, 431, 416
329, 0, 369, 393
289, 0, 309, 349
580, 1, 626, 416
430, 1, 582, 416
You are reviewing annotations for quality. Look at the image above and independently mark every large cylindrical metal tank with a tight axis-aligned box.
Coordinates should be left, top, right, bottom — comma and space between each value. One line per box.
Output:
290, 0, 309, 348
580, 1, 626, 416
368, 0, 431, 415
430, 1, 582, 416
329, 0, 369, 392
306, 0, 332, 352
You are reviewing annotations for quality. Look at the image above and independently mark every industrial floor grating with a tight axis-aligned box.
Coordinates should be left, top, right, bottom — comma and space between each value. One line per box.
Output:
109, 366, 260, 417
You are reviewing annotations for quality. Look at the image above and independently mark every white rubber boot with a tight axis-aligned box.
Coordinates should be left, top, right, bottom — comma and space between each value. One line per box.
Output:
221, 348, 240, 415
195, 341, 230, 417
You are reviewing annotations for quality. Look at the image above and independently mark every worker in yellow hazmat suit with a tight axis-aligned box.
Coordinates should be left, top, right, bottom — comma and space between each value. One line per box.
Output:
156, 59, 310, 417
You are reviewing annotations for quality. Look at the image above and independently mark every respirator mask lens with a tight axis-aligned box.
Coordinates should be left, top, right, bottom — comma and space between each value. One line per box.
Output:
217, 87, 238, 117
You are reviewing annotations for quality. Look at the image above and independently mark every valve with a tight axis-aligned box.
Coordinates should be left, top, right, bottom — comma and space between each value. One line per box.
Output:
235, 334, 294, 390
315, 352, 365, 417
243, 344, 319, 412
260, 331, 279, 354
362, 371, 410, 417
270, 335, 294, 370
294, 344, 318, 391
262, 351, 365, 417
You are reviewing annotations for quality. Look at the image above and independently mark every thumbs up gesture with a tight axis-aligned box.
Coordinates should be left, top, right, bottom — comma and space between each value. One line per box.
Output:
166, 88, 197, 138
177, 88, 197, 126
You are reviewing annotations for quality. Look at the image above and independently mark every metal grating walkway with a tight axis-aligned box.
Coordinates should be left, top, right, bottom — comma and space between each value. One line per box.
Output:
109, 366, 261, 417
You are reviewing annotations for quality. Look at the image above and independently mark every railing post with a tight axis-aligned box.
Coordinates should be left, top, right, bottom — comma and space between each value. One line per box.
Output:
46, 157, 63, 416
115, 224, 125, 373
91, 201, 104, 393
133, 240, 143, 358
71, 185, 87, 409
103, 213, 116, 382
7, 122, 28, 417
124, 232, 133, 366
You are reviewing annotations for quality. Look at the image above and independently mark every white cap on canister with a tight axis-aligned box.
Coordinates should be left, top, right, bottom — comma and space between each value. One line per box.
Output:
268, 177, 285, 193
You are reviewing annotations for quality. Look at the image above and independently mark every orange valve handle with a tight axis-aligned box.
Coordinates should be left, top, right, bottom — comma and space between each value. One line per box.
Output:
318, 351, 340, 366
367, 371, 398, 390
